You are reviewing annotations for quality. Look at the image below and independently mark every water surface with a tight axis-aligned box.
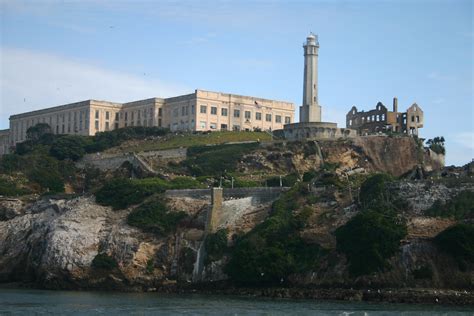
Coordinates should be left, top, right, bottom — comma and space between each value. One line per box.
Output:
0, 288, 472, 315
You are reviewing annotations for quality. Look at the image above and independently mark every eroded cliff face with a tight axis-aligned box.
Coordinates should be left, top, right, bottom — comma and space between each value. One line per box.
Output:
236, 136, 443, 179
0, 193, 272, 290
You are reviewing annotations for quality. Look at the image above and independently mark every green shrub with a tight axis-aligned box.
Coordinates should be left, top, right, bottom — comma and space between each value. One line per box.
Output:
96, 176, 206, 210
435, 224, 474, 265
426, 136, 445, 155
266, 173, 298, 187
50, 135, 90, 161
303, 170, 318, 182
95, 178, 162, 209
92, 253, 118, 270
169, 176, 206, 189
335, 210, 407, 276
86, 126, 169, 152
0, 178, 30, 196
359, 173, 393, 211
184, 143, 259, 176
205, 229, 228, 264
425, 191, 474, 220
146, 258, 154, 274
127, 198, 186, 235
225, 185, 323, 285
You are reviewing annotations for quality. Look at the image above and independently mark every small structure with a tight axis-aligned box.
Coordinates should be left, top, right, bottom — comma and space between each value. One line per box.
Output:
282, 33, 357, 140
346, 97, 424, 136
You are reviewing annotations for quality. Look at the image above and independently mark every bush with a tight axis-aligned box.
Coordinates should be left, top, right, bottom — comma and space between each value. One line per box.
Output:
169, 176, 206, 189
335, 210, 407, 276
303, 170, 318, 182
425, 191, 474, 220
184, 143, 259, 176
92, 253, 118, 270
225, 185, 324, 285
205, 229, 228, 264
0, 178, 30, 196
95, 178, 163, 209
86, 126, 169, 152
426, 136, 445, 155
127, 197, 186, 235
50, 135, 90, 161
435, 224, 474, 265
96, 176, 205, 210
266, 173, 298, 187
359, 173, 393, 211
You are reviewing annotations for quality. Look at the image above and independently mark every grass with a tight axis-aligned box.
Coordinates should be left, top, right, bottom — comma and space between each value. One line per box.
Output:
108, 131, 271, 153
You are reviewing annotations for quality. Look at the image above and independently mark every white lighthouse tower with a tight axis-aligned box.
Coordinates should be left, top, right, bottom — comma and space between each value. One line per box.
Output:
300, 33, 321, 123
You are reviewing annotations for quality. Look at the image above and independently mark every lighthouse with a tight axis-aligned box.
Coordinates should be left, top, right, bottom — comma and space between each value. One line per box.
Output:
300, 33, 322, 123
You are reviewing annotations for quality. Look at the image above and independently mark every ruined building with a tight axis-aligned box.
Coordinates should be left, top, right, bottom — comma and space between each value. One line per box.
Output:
346, 97, 424, 136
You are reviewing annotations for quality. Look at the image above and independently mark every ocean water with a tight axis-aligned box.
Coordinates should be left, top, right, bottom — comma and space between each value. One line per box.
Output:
0, 288, 472, 315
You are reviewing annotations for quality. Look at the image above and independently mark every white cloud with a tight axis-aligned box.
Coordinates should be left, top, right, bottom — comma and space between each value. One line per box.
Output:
0, 47, 188, 129
454, 132, 474, 150
427, 72, 456, 81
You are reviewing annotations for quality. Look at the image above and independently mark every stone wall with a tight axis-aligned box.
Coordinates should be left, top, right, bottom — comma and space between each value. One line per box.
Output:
165, 187, 288, 204
282, 122, 357, 141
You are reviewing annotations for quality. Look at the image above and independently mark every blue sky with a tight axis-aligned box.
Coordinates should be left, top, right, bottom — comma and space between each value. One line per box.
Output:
1, 0, 472, 165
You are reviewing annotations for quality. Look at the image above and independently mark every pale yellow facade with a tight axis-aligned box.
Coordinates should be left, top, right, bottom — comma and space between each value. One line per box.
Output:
1, 89, 294, 154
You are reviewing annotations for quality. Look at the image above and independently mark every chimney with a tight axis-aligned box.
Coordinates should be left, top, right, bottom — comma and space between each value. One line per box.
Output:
393, 97, 398, 113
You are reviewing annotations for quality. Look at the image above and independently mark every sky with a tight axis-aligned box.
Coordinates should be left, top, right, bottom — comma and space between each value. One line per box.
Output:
0, 0, 472, 165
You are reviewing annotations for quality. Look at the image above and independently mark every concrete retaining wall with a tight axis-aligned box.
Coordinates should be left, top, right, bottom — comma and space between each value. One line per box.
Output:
165, 187, 289, 204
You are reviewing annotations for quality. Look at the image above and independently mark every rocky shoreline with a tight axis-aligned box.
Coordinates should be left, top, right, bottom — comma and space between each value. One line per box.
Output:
4, 282, 473, 306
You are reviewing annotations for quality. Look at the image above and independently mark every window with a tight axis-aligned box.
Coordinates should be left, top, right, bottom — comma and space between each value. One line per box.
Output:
285, 116, 291, 124
95, 110, 99, 119
265, 114, 272, 122
115, 122, 119, 130
182, 107, 186, 116
200, 121, 207, 129
416, 116, 420, 123
125, 112, 128, 121
115, 113, 119, 120
173, 108, 179, 117
233, 125, 241, 131
131, 112, 134, 120
256, 112, 262, 121
411, 116, 415, 122
186, 106, 189, 115
106, 111, 110, 120
221, 108, 228, 116
349, 119, 352, 126
245, 111, 251, 119
158, 118, 162, 127
200, 105, 207, 114
221, 124, 228, 130
210, 123, 217, 129
275, 115, 281, 123
211, 106, 217, 115
158, 108, 163, 116
105, 122, 110, 130
234, 109, 240, 118
191, 105, 195, 114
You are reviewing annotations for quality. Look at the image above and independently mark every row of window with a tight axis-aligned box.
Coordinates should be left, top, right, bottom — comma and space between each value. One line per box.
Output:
199, 105, 290, 123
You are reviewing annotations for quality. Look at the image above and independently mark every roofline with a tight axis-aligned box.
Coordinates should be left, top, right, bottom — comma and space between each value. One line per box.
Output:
196, 89, 294, 105
9, 99, 122, 120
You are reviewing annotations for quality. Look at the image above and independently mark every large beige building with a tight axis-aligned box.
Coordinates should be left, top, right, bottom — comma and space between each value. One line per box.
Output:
0, 89, 294, 154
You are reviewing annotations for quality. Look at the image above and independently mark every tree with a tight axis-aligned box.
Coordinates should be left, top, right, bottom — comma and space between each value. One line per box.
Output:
426, 136, 445, 155
26, 123, 52, 142
335, 210, 407, 276
50, 135, 89, 161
